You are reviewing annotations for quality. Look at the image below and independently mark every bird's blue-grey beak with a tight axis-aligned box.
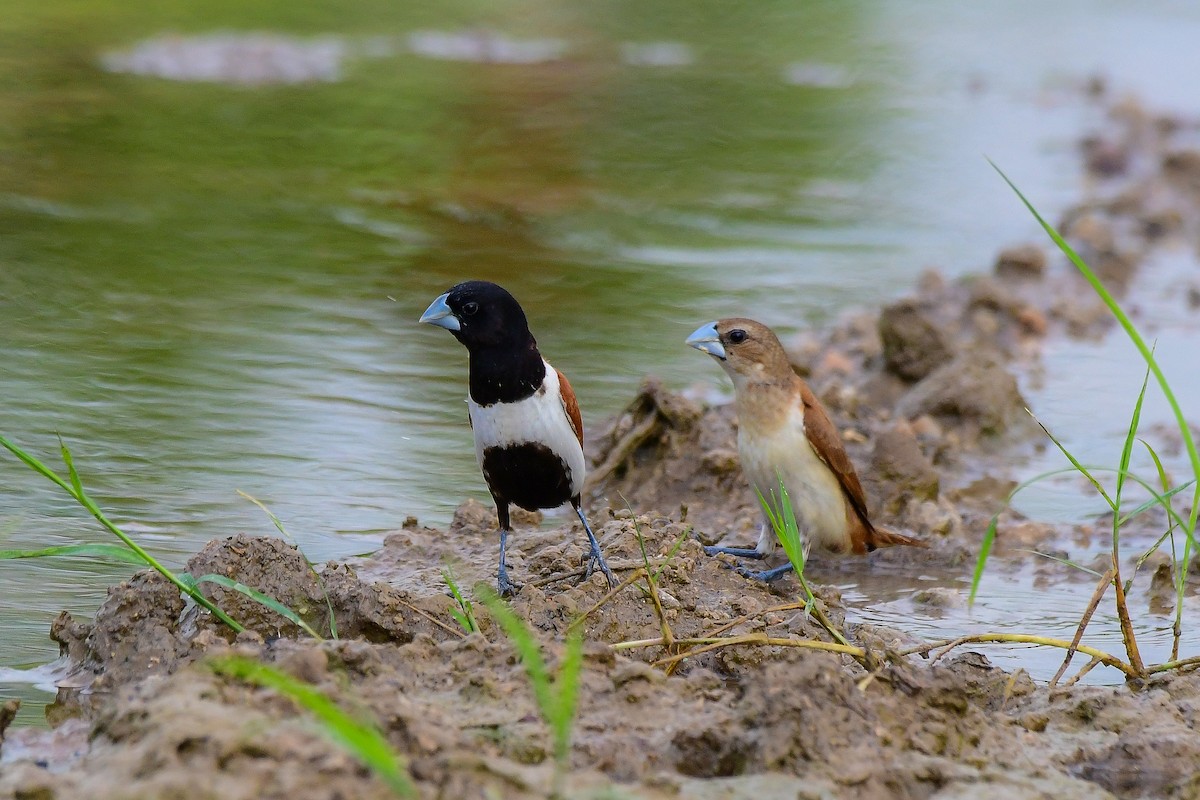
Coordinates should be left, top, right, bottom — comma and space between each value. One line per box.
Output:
419, 292, 460, 331
686, 322, 726, 360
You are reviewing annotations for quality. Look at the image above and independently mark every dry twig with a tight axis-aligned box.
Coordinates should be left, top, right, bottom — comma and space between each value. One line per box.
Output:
1049, 567, 1114, 688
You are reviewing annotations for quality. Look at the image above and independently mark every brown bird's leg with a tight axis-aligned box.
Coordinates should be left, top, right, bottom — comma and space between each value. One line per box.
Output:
703, 544, 766, 558
493, 497, 520, 597
705, 521, 797, 582
572, 497, 617, 588
703, 518, 771, 559
735, 563, 796, 582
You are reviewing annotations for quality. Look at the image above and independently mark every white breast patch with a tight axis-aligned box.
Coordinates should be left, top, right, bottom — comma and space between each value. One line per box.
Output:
468, 360, 586, 498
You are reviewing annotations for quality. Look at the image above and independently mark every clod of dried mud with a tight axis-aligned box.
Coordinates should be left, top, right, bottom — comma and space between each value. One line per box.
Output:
7, 94, 1200, 800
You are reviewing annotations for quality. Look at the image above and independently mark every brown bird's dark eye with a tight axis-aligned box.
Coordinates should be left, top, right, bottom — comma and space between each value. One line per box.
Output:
727, 329, 747, 344
462, 301, 479, 316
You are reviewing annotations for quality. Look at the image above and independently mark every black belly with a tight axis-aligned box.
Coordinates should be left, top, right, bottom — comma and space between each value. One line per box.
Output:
481, 442, 574, 511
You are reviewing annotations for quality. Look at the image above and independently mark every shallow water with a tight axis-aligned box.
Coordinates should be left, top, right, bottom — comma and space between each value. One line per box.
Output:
3, 1, 1200, 723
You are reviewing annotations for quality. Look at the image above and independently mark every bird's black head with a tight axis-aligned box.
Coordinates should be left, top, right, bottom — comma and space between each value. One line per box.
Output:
420, 280, 546, 405
420, 280, 536, 354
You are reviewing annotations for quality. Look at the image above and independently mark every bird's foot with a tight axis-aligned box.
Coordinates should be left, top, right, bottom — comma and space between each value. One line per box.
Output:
733, 563, 795, 582
497, 567, 522, 598
702, 545, 766, 559
579, 544, 618, 589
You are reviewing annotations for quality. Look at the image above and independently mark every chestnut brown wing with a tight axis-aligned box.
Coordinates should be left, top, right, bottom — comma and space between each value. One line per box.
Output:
798, 382, 873, 532
556, 369, 584, 448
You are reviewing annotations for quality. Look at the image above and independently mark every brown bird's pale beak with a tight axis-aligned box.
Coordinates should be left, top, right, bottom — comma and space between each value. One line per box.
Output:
686, 322, 726, 360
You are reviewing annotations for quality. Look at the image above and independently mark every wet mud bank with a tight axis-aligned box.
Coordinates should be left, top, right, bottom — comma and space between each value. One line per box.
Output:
5, 96, 1200, 798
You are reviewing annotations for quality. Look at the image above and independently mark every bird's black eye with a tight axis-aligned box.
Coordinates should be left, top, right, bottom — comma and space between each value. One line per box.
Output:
727, 329, 747, 344
462, 301, 479, 316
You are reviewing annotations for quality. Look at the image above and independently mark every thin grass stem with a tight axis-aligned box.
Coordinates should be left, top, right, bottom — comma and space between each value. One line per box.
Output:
650, 633, 864, 669
239, 490, 338, 639
899, 633, 1136, 679
0, 435, 244, 633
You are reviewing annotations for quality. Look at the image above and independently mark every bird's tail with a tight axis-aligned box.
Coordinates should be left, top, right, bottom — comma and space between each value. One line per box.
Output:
867, 526, 928, 550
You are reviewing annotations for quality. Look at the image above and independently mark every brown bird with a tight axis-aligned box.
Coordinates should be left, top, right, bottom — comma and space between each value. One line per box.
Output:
686, 318, 924, 580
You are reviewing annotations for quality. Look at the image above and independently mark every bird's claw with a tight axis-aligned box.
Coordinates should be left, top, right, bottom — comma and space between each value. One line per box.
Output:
497, 565, 522, 597
733, 564, 795, 582
579, 546, 618, 589
709, 556, 748, 575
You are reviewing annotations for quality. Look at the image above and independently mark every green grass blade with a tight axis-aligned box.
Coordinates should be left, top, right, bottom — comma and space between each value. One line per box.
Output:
1015, 549, 1104, 578
0, 542, 145, 565
755, 479, 821, 620
209, 656, 414, 797
0, 435, 245, 633
1117, 479, 1193, 527
192, 573, 323, 640
619, 490, 682, 584
755, 482, 805, 579
0, 435, 79, 498
1115, 363, 1152, 508
1132, 528, 1174, 574
552, 629, 584, 765
1028, 411, 1115, 510
1106, 363, 1154, 614
781, 492, 805, 573
968, 516, 999, 606
1142, 439, 1172, 495
634, 521, 652, 571
992, 160, 1200, 556
237, 490, 289, 539
968, 463, 1186, 606
758, 486, 782, 533
238, 490, 338, 640
1139, 441, 1195, 551
57, 434, 84, 499
1116, 472, 1192, 533
652, 525, 691, 582
1141, 438, 1189, 636
477, 588, 581, 798
442, 567, 478, 634
478, 589, 555, 720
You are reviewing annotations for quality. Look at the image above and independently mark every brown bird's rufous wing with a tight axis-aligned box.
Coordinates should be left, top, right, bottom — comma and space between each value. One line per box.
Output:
798, 382, 926, 552
798, 382, 874, 532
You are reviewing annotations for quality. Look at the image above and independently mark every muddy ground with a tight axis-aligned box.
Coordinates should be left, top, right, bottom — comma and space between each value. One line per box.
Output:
4, 92, 1200, 799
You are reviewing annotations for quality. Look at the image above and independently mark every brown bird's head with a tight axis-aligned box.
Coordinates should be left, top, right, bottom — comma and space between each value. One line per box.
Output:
685, 317, 794, 389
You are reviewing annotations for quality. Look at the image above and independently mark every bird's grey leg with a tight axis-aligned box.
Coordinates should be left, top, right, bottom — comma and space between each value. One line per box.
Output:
703, 544, 765, 558
707, 518, 798, 581
737, 518, 812, 582
573, 498, 617, 588
497, 528, 519, 597
494, 500, 520, 597
703, 519, 774, 559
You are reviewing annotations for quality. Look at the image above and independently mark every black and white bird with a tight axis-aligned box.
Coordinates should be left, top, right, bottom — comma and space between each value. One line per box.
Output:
419, 280, 617, 596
